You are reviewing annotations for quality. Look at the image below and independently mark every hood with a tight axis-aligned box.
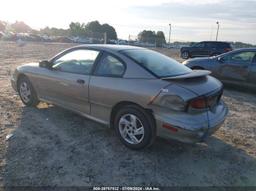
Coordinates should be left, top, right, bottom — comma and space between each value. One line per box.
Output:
163, 71, 222, 96
17, 62, 39, 73
18, 62, 39, 68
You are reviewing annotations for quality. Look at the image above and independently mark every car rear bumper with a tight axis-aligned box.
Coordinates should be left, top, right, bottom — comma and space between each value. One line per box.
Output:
153, 100, 228, 143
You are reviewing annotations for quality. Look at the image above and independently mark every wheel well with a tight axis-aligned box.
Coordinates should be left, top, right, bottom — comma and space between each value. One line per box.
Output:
17, 73, 27, 89
109, 101, 155, 128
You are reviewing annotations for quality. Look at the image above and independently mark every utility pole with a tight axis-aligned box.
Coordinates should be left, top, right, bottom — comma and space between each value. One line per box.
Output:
104, 32, 107, 44
168, 23, 171, 44
216, 21, 220, 41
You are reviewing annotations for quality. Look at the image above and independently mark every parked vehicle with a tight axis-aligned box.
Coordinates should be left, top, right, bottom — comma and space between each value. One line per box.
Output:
184, 48, 256, 89
180, 41, 232, 59
11, 45, 228, 149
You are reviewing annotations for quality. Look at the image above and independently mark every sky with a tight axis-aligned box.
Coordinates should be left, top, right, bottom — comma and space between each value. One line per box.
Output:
1, 0, 256, 44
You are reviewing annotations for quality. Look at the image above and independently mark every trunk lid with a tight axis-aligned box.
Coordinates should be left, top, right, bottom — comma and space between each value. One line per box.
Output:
162, 70, 223, 96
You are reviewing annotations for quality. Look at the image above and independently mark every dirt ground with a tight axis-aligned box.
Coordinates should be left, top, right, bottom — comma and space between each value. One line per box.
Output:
0, 41, 256, 187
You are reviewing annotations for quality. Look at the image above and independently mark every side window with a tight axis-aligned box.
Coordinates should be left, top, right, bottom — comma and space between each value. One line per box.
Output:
205, 42, 215, 48
230, 52, 255, 64
221, 54, 230, 62
95, 55, 125, 77
252, 54, 256, 63
52, 49, 99, 75
193, 42, 204, 48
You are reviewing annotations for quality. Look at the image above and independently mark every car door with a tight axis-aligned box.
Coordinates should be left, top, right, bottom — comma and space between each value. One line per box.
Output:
247, 53, 256, 85
190, 42, 206, 57
89, 53, 126, 123
218, 51, 255, 82
36, 48, 100, 114
204, 42, 215, 56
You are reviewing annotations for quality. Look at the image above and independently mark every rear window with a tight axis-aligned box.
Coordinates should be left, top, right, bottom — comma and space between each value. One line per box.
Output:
121, 49, 191, 78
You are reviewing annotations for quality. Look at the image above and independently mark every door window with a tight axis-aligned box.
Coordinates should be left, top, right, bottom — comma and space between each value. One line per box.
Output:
95, 55, 125, 77
193, 42, 204, 48
230, 52, 255, 65
205, 42, 215, 48
52, 49, 100, 75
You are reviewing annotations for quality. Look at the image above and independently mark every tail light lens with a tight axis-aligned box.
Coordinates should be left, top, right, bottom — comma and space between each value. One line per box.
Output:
188, 91, 222, 110
189, 97, 207, 109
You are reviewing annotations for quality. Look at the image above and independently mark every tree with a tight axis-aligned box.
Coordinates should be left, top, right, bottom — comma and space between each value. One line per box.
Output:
0, 21, 6, 31
138, 30, 156, 43
69, 20, 117, 40
69, 22, 86, 37
11, 21, 31, 33
138, 30, 166, 47
85, 21, 102, 33
101, 24, 117, 40
39, 27, 69, 36
156, 31, 166, 46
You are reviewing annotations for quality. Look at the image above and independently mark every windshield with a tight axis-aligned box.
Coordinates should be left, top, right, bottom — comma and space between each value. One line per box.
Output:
121, 49, 191, 78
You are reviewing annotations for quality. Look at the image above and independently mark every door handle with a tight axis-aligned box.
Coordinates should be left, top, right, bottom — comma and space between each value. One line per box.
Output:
77, 79, 85, 84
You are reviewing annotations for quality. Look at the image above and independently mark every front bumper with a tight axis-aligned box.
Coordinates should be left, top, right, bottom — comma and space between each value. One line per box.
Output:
11, 76, 17, 92
154, 100, 228, 143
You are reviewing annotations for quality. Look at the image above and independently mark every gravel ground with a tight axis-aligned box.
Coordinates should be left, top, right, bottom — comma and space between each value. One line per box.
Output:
0, 41, 255, 187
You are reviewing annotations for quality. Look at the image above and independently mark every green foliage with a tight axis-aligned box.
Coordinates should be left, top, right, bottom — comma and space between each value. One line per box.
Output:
0, 21, 6, 31
69, 22, 86, 37
11, 21, 32, 33
156, 31, 166, 46
39, 27, 69, 36
138, 30, 156, 43
68, 20, 117, 40
101, 24, 117, 40
138, 30, 166, 47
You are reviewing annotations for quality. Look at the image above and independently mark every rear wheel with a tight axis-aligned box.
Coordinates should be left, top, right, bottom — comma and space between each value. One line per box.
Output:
114, 105, 155, 150
18, 76, 39, 106
181, 51, 190, 59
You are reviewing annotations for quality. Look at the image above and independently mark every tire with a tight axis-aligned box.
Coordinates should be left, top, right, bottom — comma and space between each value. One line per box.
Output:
181, 51, 190, 59
114, 105, 156, 150
18, 76, 39, 107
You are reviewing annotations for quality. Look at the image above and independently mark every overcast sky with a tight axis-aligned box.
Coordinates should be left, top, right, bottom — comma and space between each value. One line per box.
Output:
1, 0, 256, 44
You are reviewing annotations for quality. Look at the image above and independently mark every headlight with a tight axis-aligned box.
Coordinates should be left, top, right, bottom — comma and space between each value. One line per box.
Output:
182, 60, 188, 65
159, 95, 186, 111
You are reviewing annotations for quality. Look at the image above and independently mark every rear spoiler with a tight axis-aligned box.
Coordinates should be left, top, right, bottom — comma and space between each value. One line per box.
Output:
161, 70, 211, 80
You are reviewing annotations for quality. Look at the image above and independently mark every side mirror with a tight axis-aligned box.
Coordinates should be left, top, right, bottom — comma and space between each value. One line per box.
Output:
39, 60, 52, 69
217, 57, 225, 63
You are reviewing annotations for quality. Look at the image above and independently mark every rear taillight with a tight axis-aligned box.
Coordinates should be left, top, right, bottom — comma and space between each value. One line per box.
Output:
224, 48, 232, 52
189, 97, 207, 109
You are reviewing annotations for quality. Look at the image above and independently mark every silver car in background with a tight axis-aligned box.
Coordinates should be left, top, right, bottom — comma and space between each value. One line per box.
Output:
11, 45, 228, 149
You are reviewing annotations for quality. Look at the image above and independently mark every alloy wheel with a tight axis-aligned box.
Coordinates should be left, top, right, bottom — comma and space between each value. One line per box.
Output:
118, 114, 145, 145
19, 81, 31, 103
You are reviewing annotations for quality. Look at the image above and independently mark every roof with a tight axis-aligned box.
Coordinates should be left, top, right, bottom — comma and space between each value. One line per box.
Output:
231, 48, 256, 52
200, 41, 230, 44
74, 44, 145, 52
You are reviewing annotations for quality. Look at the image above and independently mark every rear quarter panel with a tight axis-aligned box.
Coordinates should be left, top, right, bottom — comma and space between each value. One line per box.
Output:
89, 77, 169, 123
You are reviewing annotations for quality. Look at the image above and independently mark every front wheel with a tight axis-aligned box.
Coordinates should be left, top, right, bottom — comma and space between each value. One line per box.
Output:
181, 51, 190, 59
114, 105, 155, 150
18, 76, 39, 107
